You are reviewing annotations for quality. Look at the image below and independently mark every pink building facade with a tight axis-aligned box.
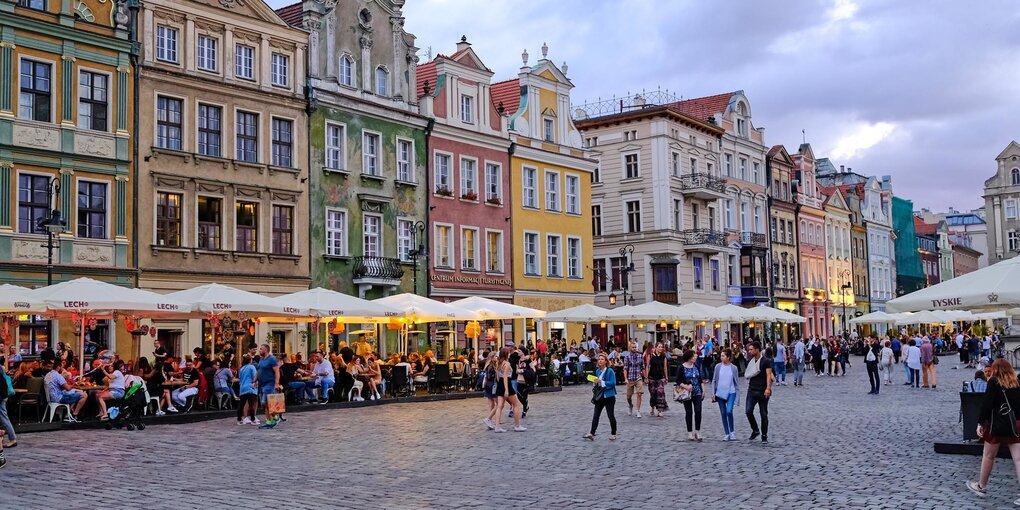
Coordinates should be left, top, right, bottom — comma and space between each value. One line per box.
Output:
792, 144, 832, 339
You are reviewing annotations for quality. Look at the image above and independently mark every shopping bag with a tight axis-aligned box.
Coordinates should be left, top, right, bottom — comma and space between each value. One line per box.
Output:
266, 392, 286, 415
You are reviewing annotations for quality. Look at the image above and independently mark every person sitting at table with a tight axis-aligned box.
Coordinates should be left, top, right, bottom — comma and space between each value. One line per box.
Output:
42, 359, 86, 422
412, 353, 432, 389
279, 354, 316, 404
364, 354, 382, 400
346, 357, 366, 401
394, 355, 412, 381
156, 357, 177, 415
96, 360, 127, 420
12, 362, 35, 388
214, 359, 237, 401
169, 359, 200, 412
311, 351, 335, 404
152, 340, 168, 366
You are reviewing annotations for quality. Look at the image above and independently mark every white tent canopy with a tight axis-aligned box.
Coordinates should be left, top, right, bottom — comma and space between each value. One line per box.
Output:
849, 310, 899, 325
747, 306, 807, 324
543, 303, 610, 323
270, 288, 403, 322
675, 302, 727, 321
887, 256, 1020, 312
450, 296, 546, 320
374, 293, 480, 321
0, 284, 46, 313
603, 301, 686, 322
167, 283, 300, 316
714, 304, 755, 322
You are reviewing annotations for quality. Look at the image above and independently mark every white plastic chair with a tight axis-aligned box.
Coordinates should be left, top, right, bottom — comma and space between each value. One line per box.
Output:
43, 401, 71, 423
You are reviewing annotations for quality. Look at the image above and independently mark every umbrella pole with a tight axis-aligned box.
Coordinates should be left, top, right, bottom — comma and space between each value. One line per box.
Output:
79, 313, 87, 377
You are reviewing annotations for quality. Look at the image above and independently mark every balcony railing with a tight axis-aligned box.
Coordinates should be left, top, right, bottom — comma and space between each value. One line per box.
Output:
741, 285, 770, 301
679, 172, 727, 195
652, 291, 678, 304
740, 231, 767, 247
680, 228, 728, 248
352, 256, 405, 281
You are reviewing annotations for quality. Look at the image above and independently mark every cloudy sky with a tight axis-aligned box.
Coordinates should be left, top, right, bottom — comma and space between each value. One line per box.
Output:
266, 0, 1020, 212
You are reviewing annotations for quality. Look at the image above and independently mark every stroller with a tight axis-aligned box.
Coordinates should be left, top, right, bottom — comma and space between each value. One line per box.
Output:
103, 383, 147, 431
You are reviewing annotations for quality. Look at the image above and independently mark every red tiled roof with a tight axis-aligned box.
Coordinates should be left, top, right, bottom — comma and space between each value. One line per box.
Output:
666, 92, 735, 123
490, 78, 521, 116
415, 61, 437, 100
914, 217, 937, 236
275, 2, 302, 28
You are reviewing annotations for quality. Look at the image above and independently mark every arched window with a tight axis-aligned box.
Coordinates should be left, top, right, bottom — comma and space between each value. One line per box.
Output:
375, 66, 389, 96
1012, 168, 1020, 186
339, 55, 354, 87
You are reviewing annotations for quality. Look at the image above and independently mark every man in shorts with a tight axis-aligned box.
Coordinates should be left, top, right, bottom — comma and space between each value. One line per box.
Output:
623, 342, 646, 418
42, 360, 87, 422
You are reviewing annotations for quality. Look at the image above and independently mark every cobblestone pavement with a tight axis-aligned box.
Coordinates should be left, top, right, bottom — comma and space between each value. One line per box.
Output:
0, 358, 1010, 509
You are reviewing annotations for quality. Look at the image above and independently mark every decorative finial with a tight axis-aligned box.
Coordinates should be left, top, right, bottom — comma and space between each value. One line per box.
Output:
422, 80, 431, 95
461, 35, 467, 43
562, 61, 568, 75
541, 42, 548, 58
522, 49, 529, 66
496, 102, 505, 116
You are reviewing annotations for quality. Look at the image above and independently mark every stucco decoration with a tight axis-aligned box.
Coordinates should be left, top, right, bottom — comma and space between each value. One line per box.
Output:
14, 124, 60, 150
514, 118, 530, 138
75, 134, 116, 158
13, 240, 48, 262
74, 244, 114, 266
114, 0, 129, 29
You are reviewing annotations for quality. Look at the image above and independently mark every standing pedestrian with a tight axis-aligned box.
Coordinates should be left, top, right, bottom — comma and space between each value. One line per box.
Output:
584, 353, 617, 441
773, 339, 787, 386
865, 337, 881, 395
880, 340, 894, 384
676, 350, 704, 441
481, 351, 499, 430
792, 337, 806, 387
920, 338, 937, 389
236, 355, 257, 425
255, 344, 282, 424
967, 359, 1020, 502
956, 330, 969, 368
904, 339, 922, 388
493, 349, 525, 433
891, 336, 902, 364
622, 342, 645, 418
712, 349, 739, 441
645, 343, 669, 417
810, 340, 824, 377
0, 363, 16, 456
744, 341, 774, 444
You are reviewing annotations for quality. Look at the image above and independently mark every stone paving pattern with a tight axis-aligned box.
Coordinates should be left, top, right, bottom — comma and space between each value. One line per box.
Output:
0, 357, 1010, 509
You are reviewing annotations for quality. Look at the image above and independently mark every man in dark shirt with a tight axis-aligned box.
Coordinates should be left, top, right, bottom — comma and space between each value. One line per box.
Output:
745, 341, 774, 444
152, 340, 168, 366
338, 342, 355, 366
280, 356, 315, 404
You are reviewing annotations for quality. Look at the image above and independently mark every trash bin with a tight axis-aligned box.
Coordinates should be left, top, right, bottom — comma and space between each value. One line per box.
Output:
961, 391, 985, 441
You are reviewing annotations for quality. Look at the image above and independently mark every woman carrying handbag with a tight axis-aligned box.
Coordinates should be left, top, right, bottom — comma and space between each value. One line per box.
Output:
967, 358, 1020, 503
675, 350, 704, 441
584, 353, 617, 441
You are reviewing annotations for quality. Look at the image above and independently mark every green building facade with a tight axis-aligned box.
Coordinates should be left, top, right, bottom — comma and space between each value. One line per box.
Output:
892, 196, 924, 296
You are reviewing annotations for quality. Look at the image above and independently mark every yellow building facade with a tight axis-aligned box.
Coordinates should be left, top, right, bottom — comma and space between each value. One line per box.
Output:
492, 51, 595, 343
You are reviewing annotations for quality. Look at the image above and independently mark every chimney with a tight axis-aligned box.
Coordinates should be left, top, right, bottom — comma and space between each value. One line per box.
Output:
847, 167, 852, 173
631, 94, 646, 108
456, 35, 471, 52
840, 165, 845, 173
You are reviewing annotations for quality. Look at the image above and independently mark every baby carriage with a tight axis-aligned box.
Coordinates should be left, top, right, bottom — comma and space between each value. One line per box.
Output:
103, 382, 147, 431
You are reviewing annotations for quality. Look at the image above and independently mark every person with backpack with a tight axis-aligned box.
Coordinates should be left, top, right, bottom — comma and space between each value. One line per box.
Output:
967, 359, 1020, 503
583, 353, 617, 441
481, 351, 499, 430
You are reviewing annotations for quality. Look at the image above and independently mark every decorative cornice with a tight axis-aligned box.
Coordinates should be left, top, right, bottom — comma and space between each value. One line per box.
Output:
0, 42, 16, 50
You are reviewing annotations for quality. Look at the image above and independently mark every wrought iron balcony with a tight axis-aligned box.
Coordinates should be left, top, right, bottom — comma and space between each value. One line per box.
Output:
741, 285, 770, 302
740, 231, 767, 248
352, 256, 405, 282
680, 228, 728, 254
678, 172, 727, 200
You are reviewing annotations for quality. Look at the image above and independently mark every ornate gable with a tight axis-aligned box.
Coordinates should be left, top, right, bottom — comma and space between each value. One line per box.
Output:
192, 0, 290, 26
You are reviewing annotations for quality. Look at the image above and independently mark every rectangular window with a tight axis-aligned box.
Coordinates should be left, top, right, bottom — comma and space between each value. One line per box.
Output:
271, 205, 293, 255
77, 71, 108, 131
236, 111, 258, 162
235, 44, 255, 80
362, 214, 381, 257
711, 259, 720, 291
1009, 231, 1019, 252
460, 158, 477, 198
197, 104, 222, 157
325, 123, 345, 170
397, 139, 413, 182
460, 94, 474, 123
724, 199, 733, 229
197, 196, 221, 250
565, 175, 580, 214
693, 256, 703, 290
271, 53, 289, 87
591, 204, 602, 236
752, 162, 761, 184
197, 35, 218, 72
155, 192, 182, 247
567, 237, 581, 279
486, 231, 503, 273
674, 199, 683, 230
271, 118, 293, 167
156, 26, 179, 63
593, 162, 601, 183
397, 219, 414, 262
724, 154, 732, 177
435, 153, 451, 193
671, 152, 680, 177
593, 259, 608, 292
76, 181, 107, 239
339, 56, 354, 87
739, 158, 747, 180
610, 256, 628, 290
1007, 199, 1018, 220
17, 174, 50, 234
435, 225, 452, 267
543, 118, 554, 142
235, 201, 258, 252
16, 0, 46, 10
524, 232, 539, 275
325, 209, 347, 257
156, 96, 183, 150
375, 67, 389, 96
362, 132, 379, 176
690, 157, 699, 175
626, 200, 641, 233
522, 168, 537, 208
624, 153, 639, 179
462, 228, 478, 270
485, 163, 501, 203
545, 171, 560, 211
546, 235, 561, 277
19, 60, 51, 122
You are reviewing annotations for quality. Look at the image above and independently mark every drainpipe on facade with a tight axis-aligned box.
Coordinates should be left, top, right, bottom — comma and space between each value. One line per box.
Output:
129, 0, 140, 287
423, 118, 434, 298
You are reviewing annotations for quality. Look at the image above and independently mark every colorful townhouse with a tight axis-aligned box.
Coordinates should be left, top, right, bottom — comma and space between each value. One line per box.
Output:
791, 143, 830, 338
766, 145, 801, 338
1, 0, 135, 357
819, 185, 854, 335
491, 46, 596, 343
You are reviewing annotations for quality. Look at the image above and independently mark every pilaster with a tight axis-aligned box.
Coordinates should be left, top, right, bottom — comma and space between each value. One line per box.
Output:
115, 175, 127, 238
116, 65, 129, 134
59, 168, 73, 220
0, 40, 14, 116
61, 54, 76, 126
0, 160, 11, 230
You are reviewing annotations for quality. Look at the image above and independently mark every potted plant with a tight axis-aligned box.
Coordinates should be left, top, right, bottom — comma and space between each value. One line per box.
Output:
435, 186, 453, 197
486, 196, 502, 206
461, 191, 478, 201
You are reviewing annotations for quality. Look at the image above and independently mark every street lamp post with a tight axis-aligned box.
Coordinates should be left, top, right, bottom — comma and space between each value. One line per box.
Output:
36, 178, 66, 285
619, 243, 635, 306
409, 220, 427, 296
839, 268, 852, 340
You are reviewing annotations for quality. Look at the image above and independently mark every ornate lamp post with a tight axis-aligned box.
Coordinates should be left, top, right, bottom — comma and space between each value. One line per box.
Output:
839, 268, 852, 339
409, 220, 427, 296
36, 178, 67, 285
619, 243, 635, 306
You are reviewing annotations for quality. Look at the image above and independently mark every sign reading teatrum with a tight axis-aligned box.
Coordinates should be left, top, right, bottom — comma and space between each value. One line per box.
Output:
431, 274, 512, 287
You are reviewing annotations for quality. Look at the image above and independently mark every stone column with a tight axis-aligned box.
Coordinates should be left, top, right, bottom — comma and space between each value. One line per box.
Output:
0, 41, 14, 116
359, 35, 372, 93
184, 14, 196, 72
116, 65, 129, 134
223, 26, 234, 80
115, 175, 128, 238
324, 16, 335, 80
61, 54, 75, 126
0, 160, 11, 230
259, 35, 271, 90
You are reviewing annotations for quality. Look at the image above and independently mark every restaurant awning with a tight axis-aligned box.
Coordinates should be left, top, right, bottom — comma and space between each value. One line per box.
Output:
887, 255, 1020, 312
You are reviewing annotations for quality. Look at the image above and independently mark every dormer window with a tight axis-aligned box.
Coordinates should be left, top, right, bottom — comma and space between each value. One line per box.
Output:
460, 94, 474, 124
543, 118, 554, 142
375, 67, 389, 96
1012, 168, 1020, 186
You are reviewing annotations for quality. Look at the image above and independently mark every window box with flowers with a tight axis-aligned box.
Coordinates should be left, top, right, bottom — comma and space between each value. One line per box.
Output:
461, 191, 478, 201
435, 186, 453, 197
486, 196, 502, 206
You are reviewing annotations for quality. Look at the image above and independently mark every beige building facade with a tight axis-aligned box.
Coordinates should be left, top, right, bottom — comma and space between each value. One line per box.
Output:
136, 0, 310, 357
984, 141, 1020, 264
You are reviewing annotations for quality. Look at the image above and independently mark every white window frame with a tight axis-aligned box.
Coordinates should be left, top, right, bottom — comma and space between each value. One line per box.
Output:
396, 137, 415, 182
397, 218, 414, 262
196, 34, 218, 72
325, 207, 348, 257
460, 156, 478, 199
362, 130, 381, 176
623, 152, 640, 179
325, 121, 346, 171
375, 66, 389, 96
546, 234, 562, 277
434, 151, 452, 194
485, 229, 504, 273
156, 25, 179, 63
461, 226, 479, 271
459, 94, 474, 124
523, 231, 539, 276
625, 199, 641, 233
1009, 230, 1019, 252
1007, 199, 1018, 220
235, 44, 255, 81
75, 177, 110, 240
545, 170, 560, 212
339, 54, 355, 87
543, 117, 555, 142
77, 66, 111, 132
362, 213, 382, 257
671, 151, 680, 177
484, 162, 502, 204
271, 53, 290, 88
591, 204, 602, 236
434, 223, 454, 268
522, 167, 537, 208
565, 174, 580, 215
567, 236, 582, 279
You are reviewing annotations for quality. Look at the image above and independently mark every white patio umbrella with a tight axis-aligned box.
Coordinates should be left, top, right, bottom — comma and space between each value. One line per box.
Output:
374, 294, 480, 354
543, 303, 610, 323
450, 296, 546, 320
714, 304, 754, 322
894, 310, 949, 326
887, 256, 1020, 312
849, 310, 898, 325
0, 284, 46, 313
27, 278, 192, 375
749, 306, 807, 324
603, 301, 686, 322
675, 302, 727, 321
271, 287, 404, 322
